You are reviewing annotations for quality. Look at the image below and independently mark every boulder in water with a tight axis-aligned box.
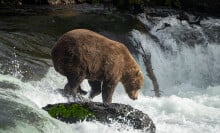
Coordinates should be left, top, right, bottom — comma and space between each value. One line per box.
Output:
43, 101, 156, 132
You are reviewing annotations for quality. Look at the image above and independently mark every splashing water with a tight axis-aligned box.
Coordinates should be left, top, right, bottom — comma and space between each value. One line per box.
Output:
11, 47, 24, 79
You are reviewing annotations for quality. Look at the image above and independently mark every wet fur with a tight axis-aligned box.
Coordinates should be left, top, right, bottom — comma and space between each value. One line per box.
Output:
51, 29, 144, 103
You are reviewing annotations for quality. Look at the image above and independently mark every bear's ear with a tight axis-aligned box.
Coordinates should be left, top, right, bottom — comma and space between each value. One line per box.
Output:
136, 70, 142, 76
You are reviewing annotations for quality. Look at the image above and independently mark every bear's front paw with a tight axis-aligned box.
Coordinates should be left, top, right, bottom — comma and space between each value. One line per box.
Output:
78, 88, 88, 95
103, 102, 111, 107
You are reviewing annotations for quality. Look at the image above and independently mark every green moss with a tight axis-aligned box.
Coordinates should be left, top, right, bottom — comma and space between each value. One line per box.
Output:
48, 104, 95, 121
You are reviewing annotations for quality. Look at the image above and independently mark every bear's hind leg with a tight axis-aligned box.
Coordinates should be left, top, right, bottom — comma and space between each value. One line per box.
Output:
88, 80, 102, 99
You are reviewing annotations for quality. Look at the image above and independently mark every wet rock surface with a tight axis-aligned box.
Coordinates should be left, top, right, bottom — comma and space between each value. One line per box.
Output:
43, 101, 156, 133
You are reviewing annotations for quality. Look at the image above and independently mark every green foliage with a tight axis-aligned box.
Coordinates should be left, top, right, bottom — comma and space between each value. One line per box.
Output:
129, 0, 143, 4
116, 0, 127, 9
174, 0, 181, 8
165, 0, 181, 8
165, 0, 172, 6
92, 0, 100, 4
48, 104, 95, 121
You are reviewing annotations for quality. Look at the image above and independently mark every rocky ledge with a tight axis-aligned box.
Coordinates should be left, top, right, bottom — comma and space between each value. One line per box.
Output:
43, 102, 156, 133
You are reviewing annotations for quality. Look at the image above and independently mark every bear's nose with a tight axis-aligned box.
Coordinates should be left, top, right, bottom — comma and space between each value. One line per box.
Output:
128, 90, 139, 100
130, 95, 138, 100
132, 96, 138, 100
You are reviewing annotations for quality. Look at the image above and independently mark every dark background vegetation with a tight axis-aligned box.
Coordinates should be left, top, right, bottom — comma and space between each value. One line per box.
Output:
1, 0, 220, 14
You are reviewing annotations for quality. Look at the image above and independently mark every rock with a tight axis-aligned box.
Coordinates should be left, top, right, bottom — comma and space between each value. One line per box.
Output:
43, 102, 156, 132
176, 12, 202, 25
179, 0, 220, 14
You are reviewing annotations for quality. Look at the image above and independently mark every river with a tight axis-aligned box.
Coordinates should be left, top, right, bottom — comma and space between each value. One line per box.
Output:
0, 5, 220, 133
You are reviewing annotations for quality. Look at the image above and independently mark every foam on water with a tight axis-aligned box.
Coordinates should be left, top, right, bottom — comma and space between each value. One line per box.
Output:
0, 78, 76, 133
0, 68, 146, 133
111, 93, 220, 133
1, 64, 220, 133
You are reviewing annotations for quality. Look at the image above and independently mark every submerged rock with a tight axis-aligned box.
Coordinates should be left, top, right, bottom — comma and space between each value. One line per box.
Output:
43, 102, 156, 132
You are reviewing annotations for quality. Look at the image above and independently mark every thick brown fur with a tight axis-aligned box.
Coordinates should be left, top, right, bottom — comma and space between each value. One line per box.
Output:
51, 29, 144, 103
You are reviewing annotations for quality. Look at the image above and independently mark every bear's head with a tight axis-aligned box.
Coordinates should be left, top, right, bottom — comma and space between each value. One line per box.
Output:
123, 70, 144, 100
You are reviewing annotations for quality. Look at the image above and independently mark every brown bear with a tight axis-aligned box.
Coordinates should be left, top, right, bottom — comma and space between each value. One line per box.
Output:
51, 29, 144, 103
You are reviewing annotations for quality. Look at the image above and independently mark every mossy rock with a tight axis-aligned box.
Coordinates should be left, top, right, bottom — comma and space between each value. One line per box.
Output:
46, 103, 95, 122
43, 102, 156, 132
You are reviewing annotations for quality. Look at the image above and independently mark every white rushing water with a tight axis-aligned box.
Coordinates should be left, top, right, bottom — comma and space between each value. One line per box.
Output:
0, 15, 220, 133
1, 66, 220, 133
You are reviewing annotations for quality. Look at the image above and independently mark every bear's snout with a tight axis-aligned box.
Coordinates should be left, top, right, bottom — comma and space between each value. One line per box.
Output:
131, 96, 138, 100
129, 90, 139, 100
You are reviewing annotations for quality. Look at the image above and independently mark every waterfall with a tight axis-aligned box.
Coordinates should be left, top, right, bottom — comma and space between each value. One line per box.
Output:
130, 14, 220, 96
